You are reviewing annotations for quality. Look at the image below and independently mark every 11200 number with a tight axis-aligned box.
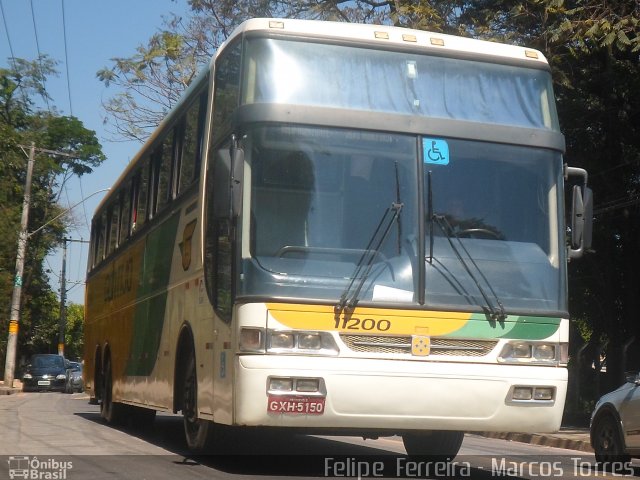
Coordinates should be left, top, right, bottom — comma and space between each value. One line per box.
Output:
334, 317, 391, 331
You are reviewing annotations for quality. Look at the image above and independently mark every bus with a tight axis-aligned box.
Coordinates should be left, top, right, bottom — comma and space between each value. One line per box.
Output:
84, 18, 593, 457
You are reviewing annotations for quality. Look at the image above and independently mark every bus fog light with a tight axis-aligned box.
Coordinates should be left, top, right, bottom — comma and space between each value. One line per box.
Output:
270, 332, 295, 349
534, 387, 554, 401
296, 378, 320, 392
269, 377, 293, 391
239, 328, 264, 352
512, 387, 533, 400
298, 333, 322, 350
533, 344, 556, 361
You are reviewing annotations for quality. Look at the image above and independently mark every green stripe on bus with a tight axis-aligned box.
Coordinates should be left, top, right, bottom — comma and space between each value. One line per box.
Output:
448, 314, 561, 340
126, 212, 181, 376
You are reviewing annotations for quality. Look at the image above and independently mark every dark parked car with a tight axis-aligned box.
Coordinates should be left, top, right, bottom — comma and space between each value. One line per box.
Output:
64, 361, 83, 393
22, 354, 67, 392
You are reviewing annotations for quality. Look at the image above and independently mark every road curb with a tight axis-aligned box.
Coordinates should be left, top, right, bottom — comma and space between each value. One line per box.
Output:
0, 386, 20, 395
475, 431, 593, 453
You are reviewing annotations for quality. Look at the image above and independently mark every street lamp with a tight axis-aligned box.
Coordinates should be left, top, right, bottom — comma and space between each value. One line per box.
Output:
2, 150, 109, 388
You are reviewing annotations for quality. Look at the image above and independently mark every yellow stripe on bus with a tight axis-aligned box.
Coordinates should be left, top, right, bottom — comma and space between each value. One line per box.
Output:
267, 303, 472, 336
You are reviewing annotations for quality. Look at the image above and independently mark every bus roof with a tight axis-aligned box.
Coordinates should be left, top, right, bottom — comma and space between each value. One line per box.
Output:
219, 18, 549, 67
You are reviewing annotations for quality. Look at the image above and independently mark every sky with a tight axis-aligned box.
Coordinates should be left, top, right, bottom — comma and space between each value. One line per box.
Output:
0, 0, 192, 303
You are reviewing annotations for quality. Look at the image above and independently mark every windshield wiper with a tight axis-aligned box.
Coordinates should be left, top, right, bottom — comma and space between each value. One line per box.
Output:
432, 214, 506, 322
335, 202, 403, 315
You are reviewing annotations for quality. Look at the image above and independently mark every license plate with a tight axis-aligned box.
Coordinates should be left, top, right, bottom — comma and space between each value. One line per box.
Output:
37, 380, 50, 386
268, 395, 325, 415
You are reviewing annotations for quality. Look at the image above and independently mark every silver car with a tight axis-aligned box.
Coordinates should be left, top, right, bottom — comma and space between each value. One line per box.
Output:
64, 361, 83, 394
590, 372, 640, 464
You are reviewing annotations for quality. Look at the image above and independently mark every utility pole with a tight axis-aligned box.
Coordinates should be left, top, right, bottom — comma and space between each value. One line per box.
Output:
59, 239, 67, 357
3, 143, 35, 388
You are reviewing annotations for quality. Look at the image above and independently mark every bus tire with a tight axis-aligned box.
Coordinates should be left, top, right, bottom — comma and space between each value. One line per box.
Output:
402, 430, 464, 459
100, 356, 126, 425
182, 349, 214, 452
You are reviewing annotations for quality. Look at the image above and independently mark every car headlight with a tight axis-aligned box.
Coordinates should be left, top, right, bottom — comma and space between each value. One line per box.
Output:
23, 373, 32, 379
56, 374, 67, 380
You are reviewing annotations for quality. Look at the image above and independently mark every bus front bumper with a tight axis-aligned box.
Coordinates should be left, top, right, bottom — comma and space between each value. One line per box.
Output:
233, 355, 567, 433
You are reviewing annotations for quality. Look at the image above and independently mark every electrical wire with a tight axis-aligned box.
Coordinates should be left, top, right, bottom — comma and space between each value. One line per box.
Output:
61, 0, 73, 116
29, 0, 51, 112
0, 0, 29, 105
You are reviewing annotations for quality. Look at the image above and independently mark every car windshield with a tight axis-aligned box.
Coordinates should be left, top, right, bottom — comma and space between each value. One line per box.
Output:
32, 355, 65, 369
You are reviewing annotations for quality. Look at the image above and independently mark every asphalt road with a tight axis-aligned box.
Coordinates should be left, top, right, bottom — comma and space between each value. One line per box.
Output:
0, 391, 637, 479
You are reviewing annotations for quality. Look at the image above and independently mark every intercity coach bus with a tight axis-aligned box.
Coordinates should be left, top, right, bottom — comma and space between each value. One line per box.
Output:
84, 18, 593, 456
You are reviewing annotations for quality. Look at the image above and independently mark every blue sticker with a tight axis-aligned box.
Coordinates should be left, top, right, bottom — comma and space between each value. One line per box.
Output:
423, 138, 449, 165
220, 351, 226, 378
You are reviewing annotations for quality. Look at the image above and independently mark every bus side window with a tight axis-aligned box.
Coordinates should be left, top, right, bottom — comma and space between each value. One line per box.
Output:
96, 211, 107, 263
119, 180, 132, 245
213, 42, 241, 132
155, 131, 175, 213
133, 159, 150, 231
107, 202, 120, 255
179, 93, 205, 194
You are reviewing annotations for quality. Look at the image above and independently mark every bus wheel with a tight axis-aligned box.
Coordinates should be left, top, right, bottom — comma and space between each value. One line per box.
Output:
402, 430, 464, 459
182, 350, 214, 452
100, 356, 126, 425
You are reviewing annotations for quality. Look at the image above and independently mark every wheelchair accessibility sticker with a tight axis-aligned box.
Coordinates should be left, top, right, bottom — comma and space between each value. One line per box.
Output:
423, 138, 449, 165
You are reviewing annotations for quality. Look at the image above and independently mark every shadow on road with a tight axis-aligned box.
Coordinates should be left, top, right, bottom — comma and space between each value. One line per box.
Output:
75, 409, 524, 479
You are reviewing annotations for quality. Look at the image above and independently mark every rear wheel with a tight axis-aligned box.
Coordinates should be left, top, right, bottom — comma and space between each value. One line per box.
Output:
100, 356, 126, 425
182, 350, 214, 452
402, 430, 464, 460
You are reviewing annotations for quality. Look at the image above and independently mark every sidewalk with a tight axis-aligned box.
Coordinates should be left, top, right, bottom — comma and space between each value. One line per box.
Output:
476, 427, 593, 453
0, 379, 22, 395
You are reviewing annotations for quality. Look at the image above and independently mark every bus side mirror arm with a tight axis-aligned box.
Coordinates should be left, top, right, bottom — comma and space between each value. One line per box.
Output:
566, 166, 593, 259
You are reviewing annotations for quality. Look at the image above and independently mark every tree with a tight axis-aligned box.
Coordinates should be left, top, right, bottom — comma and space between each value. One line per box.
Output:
0, 57, 106, 375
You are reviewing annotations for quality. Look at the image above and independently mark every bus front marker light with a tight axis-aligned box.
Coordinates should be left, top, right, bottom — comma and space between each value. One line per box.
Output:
269, 377, 293, 392
239, 328, 265, 352
298, 333, 322, 350
296, 378, 320, 392
512, 387, 533, 400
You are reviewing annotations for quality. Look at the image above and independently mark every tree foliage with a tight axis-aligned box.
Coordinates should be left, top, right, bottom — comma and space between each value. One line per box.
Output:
1, 57, 104, 374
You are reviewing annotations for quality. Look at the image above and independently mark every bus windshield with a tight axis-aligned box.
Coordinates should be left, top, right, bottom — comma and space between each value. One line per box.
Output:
242, 38, 560, 131
239, 124, 567, 314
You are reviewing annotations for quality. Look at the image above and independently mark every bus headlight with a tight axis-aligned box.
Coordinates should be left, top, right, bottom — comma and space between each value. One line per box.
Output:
270, 332, 295, 349
498, 341, 564, 365
267, 330, 339, 355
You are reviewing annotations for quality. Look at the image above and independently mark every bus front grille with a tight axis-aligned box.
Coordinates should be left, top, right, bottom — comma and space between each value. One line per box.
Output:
339, 334, 498, 357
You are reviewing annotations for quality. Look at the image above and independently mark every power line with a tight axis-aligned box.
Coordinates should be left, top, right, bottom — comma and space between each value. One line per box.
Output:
29, 0, 51, 112
61, 0, 73, 116
0, 0, 28, 105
